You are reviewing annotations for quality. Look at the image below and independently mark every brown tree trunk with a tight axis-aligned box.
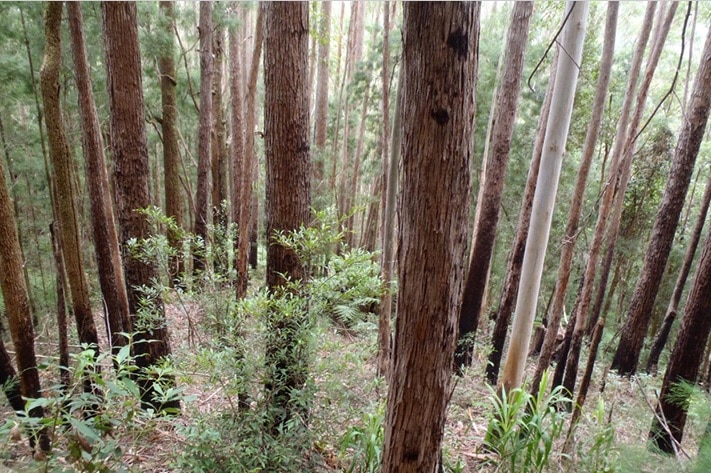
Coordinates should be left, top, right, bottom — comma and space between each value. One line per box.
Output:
485, 51, 558, 385
212, 21, 229, 233
0, 115, 48, 452
193, 1, 214, 277
382, 4, 478, 472
49, 222, 71, 390
454, 1, 533, 370
312, 1, 331, 186
609, 3, 682, 377
0, 338, 24, 413
229, 10, 248, 299
102, 1, 179, 413
41, 2, 100, 354
263, 1, 311, 431
531, 2, 618, 393
67, 1, 131, 354
647, 169, 711, 374
159, 1, 184, 286
650, 33, 711, 448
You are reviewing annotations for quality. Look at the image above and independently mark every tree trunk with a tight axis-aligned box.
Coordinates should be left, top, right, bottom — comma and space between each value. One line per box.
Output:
229, 10, 248, 299
211, 21, 229, 233
647, 169, 711, 374
500, 1, 588, 394
41, 2, 101, 356
49, 222, 71, 390
312, 1, 331, 186
193, 1, 214, 277
102, 1, 179, 413
0, 114, 49, 451
382, 4, 478, 472
158, 1, 184, 287
454, 1, 533, 370
530, 2, 618, 394
67, 1, 131, 355
263, 1, 311, 431
609, 3, 682, 376
649, 32, 711, 447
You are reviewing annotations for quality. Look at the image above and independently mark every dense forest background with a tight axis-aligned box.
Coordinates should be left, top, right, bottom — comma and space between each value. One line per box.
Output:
0, 2, 710, 472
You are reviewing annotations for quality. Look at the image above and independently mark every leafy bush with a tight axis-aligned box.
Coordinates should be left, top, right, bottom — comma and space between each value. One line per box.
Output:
340, 401, 385, 473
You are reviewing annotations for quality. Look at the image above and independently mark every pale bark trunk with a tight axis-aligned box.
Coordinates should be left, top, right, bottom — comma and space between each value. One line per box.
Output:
382, 4, 478, 472
500, 1, 588, 393
313, 1, 331, 186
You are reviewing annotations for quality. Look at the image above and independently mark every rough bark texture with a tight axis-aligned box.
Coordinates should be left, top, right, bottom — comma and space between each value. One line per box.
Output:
531, 1, 618, 393
609, 2, 681, 377
159, 1, 184, 286
650, 32, 711, 448
41, 1, 100, 352
313, 1, 331, 183
68, 2, 131, 354
211, 21, 229, 231
193, 1, 214, 276
263, 1, 311, 430
229, 13, 247, 299
647, 169, 711, 374
485, 50, 558, 385
0, 112, 48, 451
382, 4, 478, 472
455, 1, 532, 370
500, 1, 588, 394
102, 1, 178, 412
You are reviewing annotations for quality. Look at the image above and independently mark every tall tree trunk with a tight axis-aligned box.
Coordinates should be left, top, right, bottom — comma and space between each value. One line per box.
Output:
486, 50, 558, 385
382, 4, 478, 472
531, 2, 618, 393
158, 1, 184, 286
554, 1, 657, 395
312, 1, 331, 188
454, 1, 533, 370
500, 1, 588, 394
67, 1, 131, 355
263, 1, 311, 431
41, 2, 100, 356
193, 2, 214, 277
229, 10, 248, 299
102, 1, 179, 413
609, 2, 682, 376
0, 115, 49, 452
49, 222, 71, 390
377, 0, 395, 377
649, 32, 711, 449
243, 6, 264, 274
212, 21, 229, 232
647, 170, 711, 374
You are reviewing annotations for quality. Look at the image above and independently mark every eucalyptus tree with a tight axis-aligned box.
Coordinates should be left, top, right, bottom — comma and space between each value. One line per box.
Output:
382, 3, 478, 471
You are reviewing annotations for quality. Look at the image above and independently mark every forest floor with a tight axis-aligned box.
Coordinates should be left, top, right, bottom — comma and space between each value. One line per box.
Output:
1, 290, 709, 472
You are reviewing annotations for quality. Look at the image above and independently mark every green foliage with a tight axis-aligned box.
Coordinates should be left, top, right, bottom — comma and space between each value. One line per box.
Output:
339, 401, 385, 473
573, 399, 617, 473
485, 370, 570, 473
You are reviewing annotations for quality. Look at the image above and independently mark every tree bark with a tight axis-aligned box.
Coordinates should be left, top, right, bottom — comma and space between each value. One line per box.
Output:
102, 1, 178, 413
211, 20, 229, 233
485, 49, 559, 385
158, 1, 184, 286
500, 1, 588, 394
67, 1, 131, 355
649, 31, 711, 448
41, 1, 100, 358
454, 1, 533, 370
193, 1, 214, 277
530, 2, 618, 394
263, 1, 311, 431
312, 1, 331, 186
382, 4, 478, 472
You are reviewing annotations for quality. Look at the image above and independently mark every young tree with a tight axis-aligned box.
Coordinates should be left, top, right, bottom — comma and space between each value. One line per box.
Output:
102, 1, 179, 412
382, 4, 479, 472
454, 1, 533, 370
263, 1, 311, 430
500, 1, 588, 393
193, 1, 214, 276
41, 1, 100, 357
67, 2, 131, 353
158, 1, 185, 285
530, 1, 619, 393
